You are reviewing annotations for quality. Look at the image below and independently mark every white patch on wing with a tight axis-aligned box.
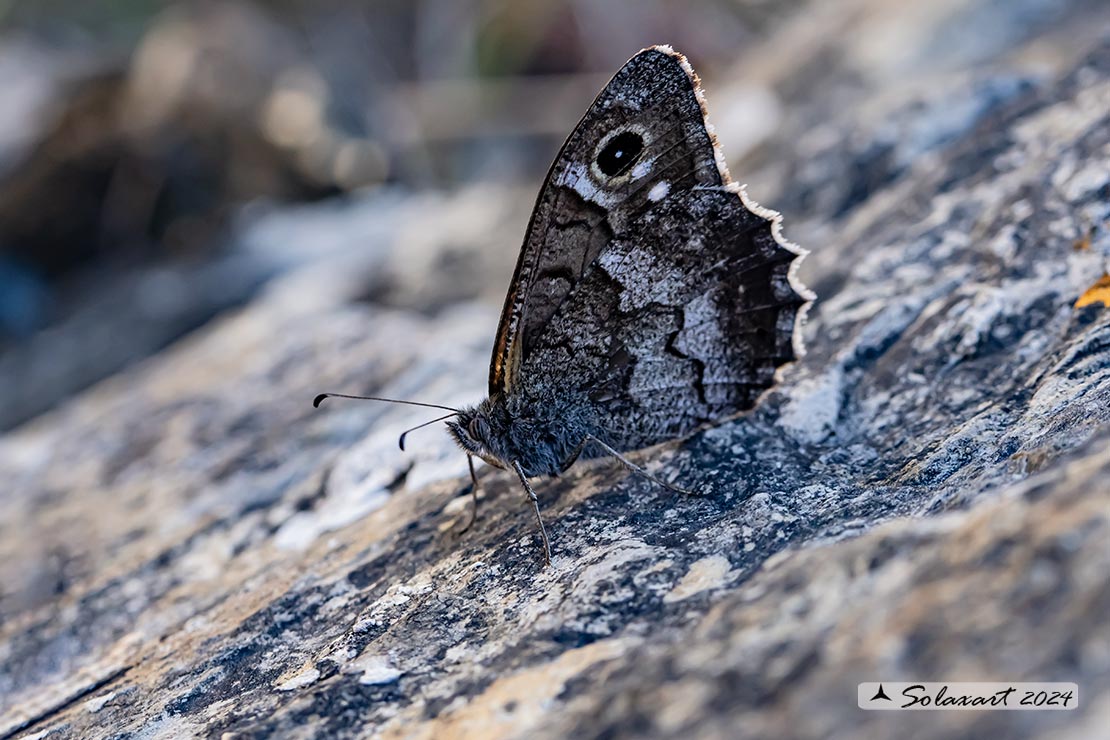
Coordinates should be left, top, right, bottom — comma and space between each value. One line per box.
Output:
558, 162, 618, 207
647, 181, 670, 201
630, 158, 654, 179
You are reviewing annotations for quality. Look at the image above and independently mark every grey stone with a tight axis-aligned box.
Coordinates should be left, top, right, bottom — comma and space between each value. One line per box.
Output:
3, 6, 1110, 740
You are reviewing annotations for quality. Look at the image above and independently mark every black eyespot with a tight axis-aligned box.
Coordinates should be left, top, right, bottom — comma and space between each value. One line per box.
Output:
596, 131, 644, 177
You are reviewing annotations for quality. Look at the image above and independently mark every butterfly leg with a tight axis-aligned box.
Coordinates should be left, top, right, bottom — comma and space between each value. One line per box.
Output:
564, 436, 590, 467
511, 460, 553, 567
454, 455, 481, 534
585, 435, 696, 496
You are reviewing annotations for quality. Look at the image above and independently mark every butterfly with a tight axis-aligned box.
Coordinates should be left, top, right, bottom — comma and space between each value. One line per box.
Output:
315, 45, 812, 567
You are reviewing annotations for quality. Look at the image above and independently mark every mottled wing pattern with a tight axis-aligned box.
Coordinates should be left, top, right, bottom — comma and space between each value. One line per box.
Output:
520, 186, 809, 451
489, 47, 724, 395
492, 44, 811, 453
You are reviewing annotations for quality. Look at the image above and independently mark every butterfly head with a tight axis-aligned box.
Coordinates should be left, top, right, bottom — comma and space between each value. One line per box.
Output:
447, 400, 509, 470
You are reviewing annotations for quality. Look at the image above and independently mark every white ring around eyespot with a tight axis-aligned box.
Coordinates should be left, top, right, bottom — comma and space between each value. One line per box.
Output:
589, 124, 652, 186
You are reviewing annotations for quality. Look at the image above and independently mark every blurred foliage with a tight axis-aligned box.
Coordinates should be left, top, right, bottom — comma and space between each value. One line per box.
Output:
0, 0, 769, 77
0, 0, 772, 281
0, 0, 780, 425
0, 0, 166, 43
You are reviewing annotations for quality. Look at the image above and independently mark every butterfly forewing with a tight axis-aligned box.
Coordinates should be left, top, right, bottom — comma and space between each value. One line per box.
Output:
489, 46, 724, 396
490, 45, 811, 453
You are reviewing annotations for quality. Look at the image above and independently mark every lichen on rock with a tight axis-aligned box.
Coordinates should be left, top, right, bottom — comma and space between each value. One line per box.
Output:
3, 4, 1110, 740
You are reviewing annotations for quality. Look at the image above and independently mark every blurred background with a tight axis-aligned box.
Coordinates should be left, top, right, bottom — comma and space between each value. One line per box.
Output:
1, 0, 1106, 431
0, 0, 790, 431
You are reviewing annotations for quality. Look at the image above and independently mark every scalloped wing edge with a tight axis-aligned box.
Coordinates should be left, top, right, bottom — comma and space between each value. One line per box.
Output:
647, 44, 815, 363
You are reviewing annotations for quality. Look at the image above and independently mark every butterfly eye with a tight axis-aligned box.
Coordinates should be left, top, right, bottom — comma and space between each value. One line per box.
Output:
468, 417, 486, 440
596, 131, 644, 177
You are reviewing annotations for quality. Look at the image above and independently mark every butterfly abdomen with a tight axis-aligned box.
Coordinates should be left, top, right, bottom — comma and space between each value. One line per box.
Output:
495, 389, 596, 477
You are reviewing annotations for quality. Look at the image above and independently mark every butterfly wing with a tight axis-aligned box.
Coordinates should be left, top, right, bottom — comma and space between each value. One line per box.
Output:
522, 186, 810, 451
489, 45, 726, 396
493, 46, 812, 451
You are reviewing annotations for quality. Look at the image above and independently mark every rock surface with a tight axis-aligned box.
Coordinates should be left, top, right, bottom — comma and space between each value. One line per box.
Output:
3, 2, 1110, 739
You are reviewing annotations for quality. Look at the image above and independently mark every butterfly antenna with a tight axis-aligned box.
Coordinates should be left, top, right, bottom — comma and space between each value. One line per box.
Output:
312, 392, 460, 414
397, 412, 458, 451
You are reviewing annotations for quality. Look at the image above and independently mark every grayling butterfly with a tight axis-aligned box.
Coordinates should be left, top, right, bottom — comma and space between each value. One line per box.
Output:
315, 45, 813, 566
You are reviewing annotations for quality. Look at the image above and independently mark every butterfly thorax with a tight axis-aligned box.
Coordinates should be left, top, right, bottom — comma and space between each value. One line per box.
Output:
446, 389, 596, 478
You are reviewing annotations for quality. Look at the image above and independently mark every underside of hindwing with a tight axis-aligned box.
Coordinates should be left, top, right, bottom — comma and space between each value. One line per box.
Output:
489, 45, 813, 451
